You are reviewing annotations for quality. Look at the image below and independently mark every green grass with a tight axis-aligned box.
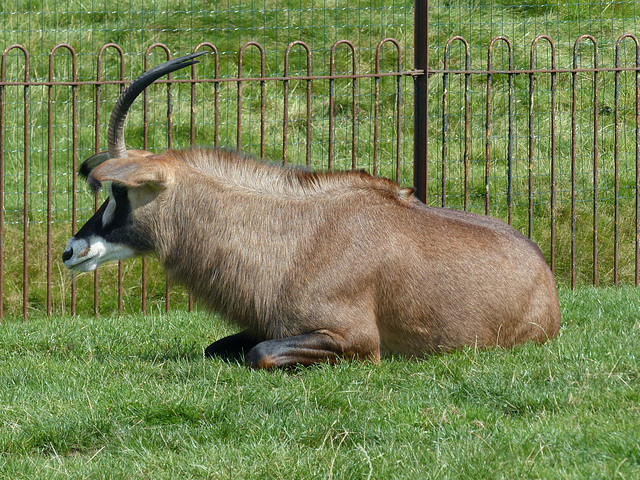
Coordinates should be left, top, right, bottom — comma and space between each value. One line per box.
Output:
0, 287, 638, 479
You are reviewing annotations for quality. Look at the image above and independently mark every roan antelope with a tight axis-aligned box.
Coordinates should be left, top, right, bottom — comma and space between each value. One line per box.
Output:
63, 53, 561, 368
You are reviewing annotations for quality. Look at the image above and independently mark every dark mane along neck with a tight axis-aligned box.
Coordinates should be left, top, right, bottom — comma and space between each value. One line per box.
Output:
168, 147, 404, 199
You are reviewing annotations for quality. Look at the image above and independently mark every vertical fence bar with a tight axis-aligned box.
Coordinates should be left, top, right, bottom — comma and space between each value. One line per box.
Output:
349, 44, 358, 170
238, 42, 266, 157
236, 54, 243, 151
283, 41, 312, 167
165, 48, 173, 314
441, 44, 450, 207
329, 41, 358, 170
637, 51, 640, 288
92, 73, 99, 322
635, 39, 640, 287
0, 48, 12, 322
259, 49, 266, 159
328, 53, 335, 171
505, 42, 514, 226
142, 43, 172, 315
394, 42, 403, 182
550, 51, 558, 275
282, 57, 290, 165
590, 38, 599, 287
189, 43, 218, 311
0, 47, 22, 319
97, 44, 125, 315
462, 46, 470, 210
530, 36, 556, 272
70, 54, 79, 316
615, 35, 640, 286
486, 37, 513, 221
575, 36, 599, 287
0, 46, 27, 321
145, 44, 172, 314
17, 48, 30, 321
48, 44, 77, 317
570, 48, 578, 289
614, 34, 640, 286
442, 37, 469, 207
47, 55, 53, 316
414, 0, 429, 202
374, 38, 402, 182
192, 43, 218, 148
485, 43, 494, 216
304, 49, 313, 168
614, 39, 621, 286
528, 42, 536, 239
0, 72, 3, 322
373, 47, 382, 176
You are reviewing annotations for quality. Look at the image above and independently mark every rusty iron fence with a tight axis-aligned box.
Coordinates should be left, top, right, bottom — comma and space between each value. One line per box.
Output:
420, 33, 640, 290
1, 1, 640, 320
0, 39, 414, 320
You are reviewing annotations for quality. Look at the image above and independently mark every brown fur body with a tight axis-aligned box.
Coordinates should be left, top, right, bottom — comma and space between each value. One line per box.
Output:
87, 147, 561, 366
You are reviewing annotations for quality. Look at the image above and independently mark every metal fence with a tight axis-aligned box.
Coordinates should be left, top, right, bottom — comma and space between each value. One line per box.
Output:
425, 33, 640, 289
0, 1, 639, 320
0, 1, 415, 320
417, 0, 640, 290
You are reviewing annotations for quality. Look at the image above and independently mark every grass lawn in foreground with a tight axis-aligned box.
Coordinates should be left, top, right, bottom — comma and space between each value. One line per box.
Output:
0, 286, 638, 479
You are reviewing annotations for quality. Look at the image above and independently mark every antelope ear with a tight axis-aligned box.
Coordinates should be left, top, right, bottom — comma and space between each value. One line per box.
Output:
80, 149, 156, 180
79, 151, 112, 180
88, 156, 172, 192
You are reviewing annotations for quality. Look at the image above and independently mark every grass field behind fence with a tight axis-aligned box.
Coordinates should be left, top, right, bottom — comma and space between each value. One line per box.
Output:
0, 287, 638, 479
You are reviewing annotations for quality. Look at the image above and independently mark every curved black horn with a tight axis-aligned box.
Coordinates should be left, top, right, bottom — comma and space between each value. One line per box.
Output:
107, 51, 207, 159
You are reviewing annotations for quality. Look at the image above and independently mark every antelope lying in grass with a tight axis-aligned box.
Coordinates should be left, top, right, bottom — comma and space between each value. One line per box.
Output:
63, 53, 561, 368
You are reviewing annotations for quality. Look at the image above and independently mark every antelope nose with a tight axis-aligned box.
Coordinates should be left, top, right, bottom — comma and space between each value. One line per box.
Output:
62, 249, 73, 262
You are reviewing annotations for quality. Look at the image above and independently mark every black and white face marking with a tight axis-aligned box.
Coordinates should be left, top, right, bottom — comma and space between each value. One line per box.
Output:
62, 183, 148, 272
101, 183, 118, 229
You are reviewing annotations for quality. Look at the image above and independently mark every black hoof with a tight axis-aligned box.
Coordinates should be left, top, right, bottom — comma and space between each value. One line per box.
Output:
204, 331, 260, 361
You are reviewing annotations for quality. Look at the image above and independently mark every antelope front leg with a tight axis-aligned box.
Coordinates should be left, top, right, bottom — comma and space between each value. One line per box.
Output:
245, 330, 380, 369
205, 330, 261, 361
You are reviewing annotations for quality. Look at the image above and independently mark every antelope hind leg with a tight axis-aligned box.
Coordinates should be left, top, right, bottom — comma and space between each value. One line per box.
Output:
245, 330, 379, 369
205, 330, 261, 361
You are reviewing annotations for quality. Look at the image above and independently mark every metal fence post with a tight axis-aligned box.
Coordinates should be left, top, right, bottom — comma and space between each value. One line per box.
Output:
414, 0, 429, 203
